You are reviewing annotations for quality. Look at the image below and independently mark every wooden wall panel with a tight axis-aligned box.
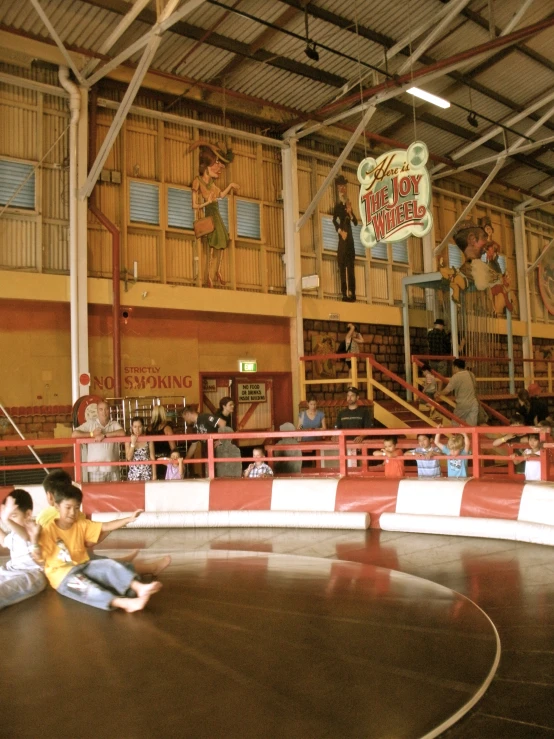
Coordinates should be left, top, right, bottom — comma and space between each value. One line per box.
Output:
370, 263, 389, 303
88, 226, 112, 277
0, 217, 37, 269
43, 222, 68, 272
235, 245, 261, 289
126, 129, 157, 180
267, 250, 285, 292
166, 234, 195, 283
127, 230, 161, 281
0, 103, 37, 159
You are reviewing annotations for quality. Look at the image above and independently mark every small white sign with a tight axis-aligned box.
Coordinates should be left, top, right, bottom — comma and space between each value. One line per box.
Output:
238, 382, 266, 403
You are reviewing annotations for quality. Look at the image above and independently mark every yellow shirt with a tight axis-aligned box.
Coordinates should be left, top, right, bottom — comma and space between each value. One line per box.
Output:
36, 506, 87, 527
39, 518, 102, 589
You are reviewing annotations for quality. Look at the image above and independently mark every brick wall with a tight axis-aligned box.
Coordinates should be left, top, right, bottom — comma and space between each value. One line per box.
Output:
303, 319, 429, 401
0, 406, 73, 441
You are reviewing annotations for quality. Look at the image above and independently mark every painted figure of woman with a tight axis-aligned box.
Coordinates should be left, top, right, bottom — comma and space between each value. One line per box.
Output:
190, 141, 239, 287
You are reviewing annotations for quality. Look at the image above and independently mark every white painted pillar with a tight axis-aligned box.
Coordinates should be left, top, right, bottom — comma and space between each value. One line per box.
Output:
514, 211, 533, 384
282, 139, 303, 417
77, 87, 90, 397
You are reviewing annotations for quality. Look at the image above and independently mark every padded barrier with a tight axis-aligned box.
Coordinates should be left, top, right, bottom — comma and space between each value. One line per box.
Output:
91, 510, 371, 530
380, 512, 554, 546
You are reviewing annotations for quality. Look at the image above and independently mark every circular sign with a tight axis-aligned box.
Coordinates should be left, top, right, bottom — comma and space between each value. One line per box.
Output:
72, 394, 102, 429
79, 373, 90, 386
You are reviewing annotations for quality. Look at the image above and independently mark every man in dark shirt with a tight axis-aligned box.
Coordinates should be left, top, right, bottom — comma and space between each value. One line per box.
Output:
182, 407, 225, 466
332, 174, 358, 302
335, 387, 373, 443
427, 318, 451, 377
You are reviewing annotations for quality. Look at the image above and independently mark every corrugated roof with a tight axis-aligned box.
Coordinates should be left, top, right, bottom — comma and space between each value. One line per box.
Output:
0, 0, 552, 196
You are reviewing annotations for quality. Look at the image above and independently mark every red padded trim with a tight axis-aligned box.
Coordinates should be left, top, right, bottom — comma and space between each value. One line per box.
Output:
335, 477, 400, 528
81, 482, 145, 514
460, 479, 524, 520
209, 478, 273, 510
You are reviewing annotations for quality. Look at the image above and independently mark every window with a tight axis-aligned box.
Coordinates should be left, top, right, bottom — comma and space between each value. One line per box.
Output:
236, 199, 261, 240
370, 241, 388, 260
481, 251, 507, 274
448, 243, 463, 269
130, 181, 159, 225
219, 196, 230, 231
167, 187, 193, 230
392, 240, 409, 264
0, 159, 35, 210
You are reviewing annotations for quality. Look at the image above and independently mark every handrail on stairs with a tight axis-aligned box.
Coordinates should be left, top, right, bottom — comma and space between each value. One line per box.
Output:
300, 352, 466, 427
411, 356, 510, 425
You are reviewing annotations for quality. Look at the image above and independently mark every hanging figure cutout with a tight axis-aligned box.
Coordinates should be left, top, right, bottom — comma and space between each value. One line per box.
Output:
333, 174, 358, 302
190, 141, 239, 287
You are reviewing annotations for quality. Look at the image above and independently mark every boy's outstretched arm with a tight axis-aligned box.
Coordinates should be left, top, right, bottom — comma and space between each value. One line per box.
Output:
462, 432, 471, 454
100, 510, 143, 534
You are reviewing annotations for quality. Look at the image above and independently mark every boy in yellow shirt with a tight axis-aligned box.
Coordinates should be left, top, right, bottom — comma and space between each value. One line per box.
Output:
34, 485, 162, 613
38, 469, 170, 576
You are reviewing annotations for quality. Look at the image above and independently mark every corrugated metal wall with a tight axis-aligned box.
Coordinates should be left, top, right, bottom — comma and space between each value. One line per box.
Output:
3, 64, 553, 317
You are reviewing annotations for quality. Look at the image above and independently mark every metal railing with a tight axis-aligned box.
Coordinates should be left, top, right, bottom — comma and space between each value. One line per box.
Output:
0, 426, 551, 482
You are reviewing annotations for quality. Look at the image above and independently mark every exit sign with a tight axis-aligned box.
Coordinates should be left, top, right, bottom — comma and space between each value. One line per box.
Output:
239, 360, 257, 373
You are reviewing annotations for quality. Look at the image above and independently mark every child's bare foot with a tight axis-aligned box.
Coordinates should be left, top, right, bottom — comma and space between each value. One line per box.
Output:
150, 555, 172, 576
133, 555, 172, 577
132, 580, 163, 598
113, 595, 150, 613
115, 549, 139, 563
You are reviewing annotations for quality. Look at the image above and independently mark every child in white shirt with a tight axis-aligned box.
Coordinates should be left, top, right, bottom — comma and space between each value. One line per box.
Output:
0, 490, 46, 610
520, 433, 543, 481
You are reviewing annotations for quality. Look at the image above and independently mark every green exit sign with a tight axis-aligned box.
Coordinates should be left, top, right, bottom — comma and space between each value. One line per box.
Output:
239, 360, 257, 372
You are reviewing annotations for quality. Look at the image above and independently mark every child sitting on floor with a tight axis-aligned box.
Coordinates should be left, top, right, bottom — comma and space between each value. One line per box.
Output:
0, 489, 46, 610
373, 436, 405, 478
406, 434, 441, 478
244, 447, 273, 478
35, 485, 163, 613
434, 429, 470, 478
520, 433, 543, 482
165, 450, 184, 480
38, 469, 170, 576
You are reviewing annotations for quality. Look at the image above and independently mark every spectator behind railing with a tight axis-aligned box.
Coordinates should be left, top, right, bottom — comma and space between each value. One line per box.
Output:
244, 447, 273, 479
125, 417, 155, 482
273, 423, 302, 475
215, 397, 235, 428
519, 433, 543, 481
71, 399, 123, 483
148, 406, 176, 481
406, 433, 441, 478
372, 436, 405, 478
164, 451, 184, 481
434, 428, 471, 478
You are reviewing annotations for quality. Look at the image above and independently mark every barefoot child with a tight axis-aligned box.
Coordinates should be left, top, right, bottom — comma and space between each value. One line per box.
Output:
35, 486, 163, 612
434, 429, 471, 478
0, 490, 46, 609
38, 470, 170, 576
373, 436, 405, 477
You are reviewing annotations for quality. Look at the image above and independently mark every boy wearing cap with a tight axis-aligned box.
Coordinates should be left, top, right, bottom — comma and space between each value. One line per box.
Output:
427, 319, 451, 377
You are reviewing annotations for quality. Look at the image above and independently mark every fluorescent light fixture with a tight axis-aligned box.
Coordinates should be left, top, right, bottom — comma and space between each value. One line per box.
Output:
407, 87, 450, 109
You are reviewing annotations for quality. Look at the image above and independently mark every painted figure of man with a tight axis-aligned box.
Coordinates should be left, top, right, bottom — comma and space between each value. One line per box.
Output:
332, 174, 358, 302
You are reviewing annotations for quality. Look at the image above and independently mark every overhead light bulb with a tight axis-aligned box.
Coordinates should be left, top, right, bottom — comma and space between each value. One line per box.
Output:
407, 87, 450, 109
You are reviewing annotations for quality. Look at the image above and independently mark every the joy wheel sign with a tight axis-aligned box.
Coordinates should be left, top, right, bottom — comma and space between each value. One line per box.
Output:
357, 141, 433, 249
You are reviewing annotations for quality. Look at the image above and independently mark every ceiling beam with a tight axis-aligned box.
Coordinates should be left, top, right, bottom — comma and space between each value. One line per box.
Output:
81, 0, 346, 88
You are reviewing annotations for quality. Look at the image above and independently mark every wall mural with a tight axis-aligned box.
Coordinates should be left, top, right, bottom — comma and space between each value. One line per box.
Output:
439, 217, 514, 316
